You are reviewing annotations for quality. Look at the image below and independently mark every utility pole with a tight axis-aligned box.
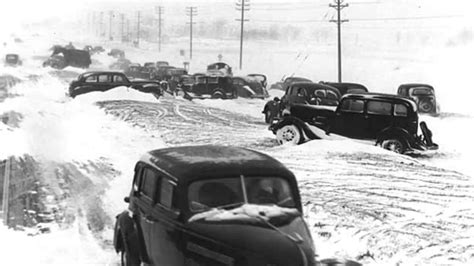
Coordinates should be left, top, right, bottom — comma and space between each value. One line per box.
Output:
127, 18, 130, 43
155, 6, 164, 52
236, 0, 250, 70
109, 11, 114, 41
185, 7, 197, 59
99, 11, 105, 38
330, 0, 349, 83
136, 11, 141, 47
92, 12, 97, 36
120, 13, 125, 42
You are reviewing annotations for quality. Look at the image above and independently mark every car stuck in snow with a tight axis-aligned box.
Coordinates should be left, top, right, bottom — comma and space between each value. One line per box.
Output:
270, 93, 438, 154
397, 83, 439, 115
113, 145, 316, 266
68, 71, 162, 98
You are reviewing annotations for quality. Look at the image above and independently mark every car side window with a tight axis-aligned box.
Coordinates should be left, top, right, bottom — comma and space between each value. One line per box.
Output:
140, 168, 160, 201
158, 178, 176, 209
197, 77, 206, 84
394, 103, 408, 116
367, 101, 392, 115
85, 75, 97, 83
113, 75, 124, 82
340, 99, 364, 113
98, 74, 110, 83
208, 77, 218, 84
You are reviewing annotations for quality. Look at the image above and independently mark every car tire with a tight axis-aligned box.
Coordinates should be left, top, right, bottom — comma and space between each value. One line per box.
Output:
211, 90, 224, 99
381, 138, 406, 154
419, 99, 434, 113
120, 237, 140, 266
276, 124, 303, 145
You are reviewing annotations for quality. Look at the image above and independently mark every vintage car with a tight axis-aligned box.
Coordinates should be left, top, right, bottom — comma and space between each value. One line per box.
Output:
263, 83, 341, 124
93, 46, 106, 54
151, 66, 177, 81
269, 76, 312, 91
4, 54, 22, 67
247, 74, 268, 88
397, 83, 438, 114
0, 75, 22, 100
319, 81, 369, 95
108, 49, 125, 58
156, 61, 169, 67
206, 62, 233, 77
183, 75, 236, 99
43, 47, 91, 69
109, 58, 132, 71
69, 71, 162, 98
270, 93, 438, 154
232, 76, 269, 99
113, 145, 316, 266
124, 63, 154, 80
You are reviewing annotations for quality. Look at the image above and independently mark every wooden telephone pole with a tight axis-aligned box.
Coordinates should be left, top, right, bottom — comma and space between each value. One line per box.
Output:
156, 6, 164, 52
236, 0, 250, 70
185, 7, 197, 59
330, 0, 349, 83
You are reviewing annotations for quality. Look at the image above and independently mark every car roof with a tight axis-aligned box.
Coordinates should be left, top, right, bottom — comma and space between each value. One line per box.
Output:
140, 145, 295, 184
79, 71, 124, 78
398, 83, 434, 90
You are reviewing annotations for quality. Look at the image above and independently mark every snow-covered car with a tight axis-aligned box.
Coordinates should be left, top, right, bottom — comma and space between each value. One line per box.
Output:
247, 73, 268, 89
113, 145, 316, 266
68, 71, 162, 98
231, 76, 269, 99
182, 75, 236, 99
43, 47, 91, 69
397, 83, 438, 115
108, 49, 125, 58
269, 76, 312, 91
4, 54, 22, 67
109, 58, 132, 71
206, 62, 233, 77
263, 82, 341, 124
270, 93, 438, 154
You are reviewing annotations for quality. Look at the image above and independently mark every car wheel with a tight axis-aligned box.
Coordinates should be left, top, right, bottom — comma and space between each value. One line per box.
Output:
211, 90, 224, 99
419, 99, 434, 113
381, 138, 406, 154
265, 110, 273, 124
276, 124, 303, 145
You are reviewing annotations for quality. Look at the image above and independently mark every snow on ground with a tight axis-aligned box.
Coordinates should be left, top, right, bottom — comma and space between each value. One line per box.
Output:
1, 15, 473, 265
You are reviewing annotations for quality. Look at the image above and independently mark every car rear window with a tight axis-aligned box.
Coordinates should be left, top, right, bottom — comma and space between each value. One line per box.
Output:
340, 99, 364, 113
367, 101, 392, 115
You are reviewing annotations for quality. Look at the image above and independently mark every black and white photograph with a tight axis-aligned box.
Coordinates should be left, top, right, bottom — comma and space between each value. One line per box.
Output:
0, 0, 473, 265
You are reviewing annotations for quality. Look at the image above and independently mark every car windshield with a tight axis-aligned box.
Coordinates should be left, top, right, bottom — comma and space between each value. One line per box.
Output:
188, 176, 295, 212
411, 87, 433, 96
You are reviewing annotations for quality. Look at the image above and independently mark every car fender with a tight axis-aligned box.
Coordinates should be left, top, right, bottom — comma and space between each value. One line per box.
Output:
270, 116, 319, 141
376, 127, 414, 148
114, 211, 151, 263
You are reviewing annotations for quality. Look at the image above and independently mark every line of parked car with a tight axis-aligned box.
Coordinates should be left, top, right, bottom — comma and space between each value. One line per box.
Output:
263, 76, 439, 154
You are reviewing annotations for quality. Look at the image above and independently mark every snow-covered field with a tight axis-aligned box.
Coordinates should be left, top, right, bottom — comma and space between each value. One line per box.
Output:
1, 5, 474, 265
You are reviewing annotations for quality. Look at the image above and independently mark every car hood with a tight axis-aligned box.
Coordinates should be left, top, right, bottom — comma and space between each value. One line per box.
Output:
187, 204, 315, 265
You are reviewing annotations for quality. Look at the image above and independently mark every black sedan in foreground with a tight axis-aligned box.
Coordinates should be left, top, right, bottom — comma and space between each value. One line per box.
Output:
113, 145, 316, 266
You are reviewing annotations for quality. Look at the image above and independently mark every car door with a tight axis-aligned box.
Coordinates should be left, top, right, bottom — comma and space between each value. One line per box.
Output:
134, 166, 160, 257
112, 74, 128, 88
148, 174, 184, 265
365, 100, 394, 139
96, 73, 113, 92
332, 98, 368, 138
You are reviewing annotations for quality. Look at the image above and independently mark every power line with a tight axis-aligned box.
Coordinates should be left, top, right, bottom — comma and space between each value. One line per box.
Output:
186, 6, 197, 60
236, 0, 250, 70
